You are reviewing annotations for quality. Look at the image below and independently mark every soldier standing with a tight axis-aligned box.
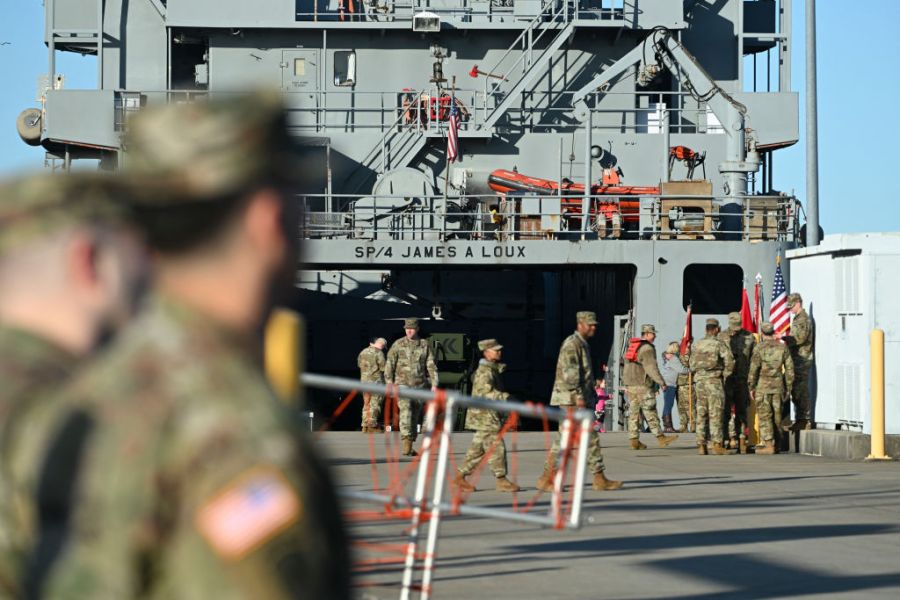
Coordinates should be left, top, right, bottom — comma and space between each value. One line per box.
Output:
384, 317, 439, 456
718, 312, 756, 453
536, 311, 622, 492
40, 93, 351, 599
0, 173, 146, 596
782, 293, 814, 430
358, 337, 387, 432
748, 321, 795, 454
690, 318, 735, 455
676, 340, 695, 432
622, 324, 678, 450
452, 339, 520, 493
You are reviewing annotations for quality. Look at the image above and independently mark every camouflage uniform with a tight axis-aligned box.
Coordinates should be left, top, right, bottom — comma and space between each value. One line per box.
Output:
458, 358, 510, 478
783, 296, 814, 424
690, 325, 735, 446
544, 330, 606, 474
676, 348, 696, 432
357, 344, 386, 429
38, 94, 351, 599
384, 324, 438, 442
718, 315, 756, 443
622, 336, 666, 439
748, 331, 795, 442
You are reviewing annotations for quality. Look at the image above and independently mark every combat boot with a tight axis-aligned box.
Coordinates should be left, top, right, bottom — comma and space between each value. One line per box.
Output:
756, 440, 776, 455
495, 477, 521, 492
630, 439, 647, 450
592, 472, 623, 491
710, 442, 730, 455
536, 468, 556, 492
739, 438, 748, 454
453, 473, 475, 492
656, 434, 678, 448
401, 438, 418, 456
697, 444, 708, 455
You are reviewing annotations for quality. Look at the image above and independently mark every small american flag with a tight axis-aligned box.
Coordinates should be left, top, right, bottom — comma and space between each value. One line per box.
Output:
447, 103, 460, 163
769, 262, 790, 336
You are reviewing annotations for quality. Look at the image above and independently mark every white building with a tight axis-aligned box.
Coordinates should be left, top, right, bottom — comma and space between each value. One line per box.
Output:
788, 234, 900, 435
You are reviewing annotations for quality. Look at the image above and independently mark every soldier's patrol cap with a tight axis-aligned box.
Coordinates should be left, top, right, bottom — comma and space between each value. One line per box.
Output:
641, 324, 657, 335
760, 321, 775, 335
576, 311, 598, 325
786, 293, 802, 307
728, 312, 742, 325
403, 318, 419, 329
122, 90, 301, 204
478, 338, 503, 352
706, 318, 721, 327
0, 172, 130, 255
665, 341, 680, 354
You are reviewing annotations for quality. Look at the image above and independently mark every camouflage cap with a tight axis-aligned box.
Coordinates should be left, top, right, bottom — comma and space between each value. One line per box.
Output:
0, 171, 130, 255
786, 293, 802, 307
403, 318, 419, 329
760, 321, 775, 335
728, 312, 742, 325
576, 311, 598, 325
641, 324, 657, 335
705, 318, 720, 328
478, 338, 503, 352
122, 90, 300, 203
665, 341, 680, 354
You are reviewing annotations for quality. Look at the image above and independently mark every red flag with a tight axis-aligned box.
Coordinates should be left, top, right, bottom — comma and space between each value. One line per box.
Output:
679, 304, 693, 355
740, 287, 756, 333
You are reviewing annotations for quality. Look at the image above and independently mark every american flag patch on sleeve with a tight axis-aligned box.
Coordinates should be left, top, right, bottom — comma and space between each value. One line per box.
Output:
195, 467, 302, 560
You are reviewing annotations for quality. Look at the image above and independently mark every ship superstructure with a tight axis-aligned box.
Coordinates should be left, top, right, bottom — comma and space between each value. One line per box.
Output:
24, 0, 804, 428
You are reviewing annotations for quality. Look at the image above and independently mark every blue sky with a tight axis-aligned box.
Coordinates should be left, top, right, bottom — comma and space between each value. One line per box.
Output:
1, 0, 897, 234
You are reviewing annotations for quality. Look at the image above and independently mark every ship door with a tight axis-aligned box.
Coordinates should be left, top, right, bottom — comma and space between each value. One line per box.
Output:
282, 50, 319, 129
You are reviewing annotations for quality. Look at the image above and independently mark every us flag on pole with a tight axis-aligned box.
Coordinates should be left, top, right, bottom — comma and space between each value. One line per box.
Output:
769, 261, 790, 336
447, 103, 460, 163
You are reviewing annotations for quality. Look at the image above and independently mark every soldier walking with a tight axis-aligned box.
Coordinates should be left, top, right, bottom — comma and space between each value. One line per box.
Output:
384, 318, 439, 456
718, 312, 756, 453
622, 325, 678, 450
690, 318, 735, 455
536, 311, 622, 492
358, 337, 387, 432
748, 321, 795, 454
453, 339, 520, 493
782, 293, 814, 430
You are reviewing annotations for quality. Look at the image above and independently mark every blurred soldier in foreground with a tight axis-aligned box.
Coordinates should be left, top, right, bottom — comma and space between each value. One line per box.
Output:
622, 324, 678, 450
718, 312, 756, 454
453, 339, 520, 493
358, 337, 387, 432
40, 92, 351, 599
0, 172, 145, 596
782, 293, 814, 430
748, 322, 794, 455
384, 318, 438, 456
690, 318, 735, 455
537, 311, 622, 492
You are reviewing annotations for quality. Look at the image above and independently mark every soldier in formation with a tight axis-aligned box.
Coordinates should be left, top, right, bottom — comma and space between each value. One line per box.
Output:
718, 312, 756, 454
690, 318, 735, 455
384, 317, 439, 456
676, 340, 696, 432
358, 336, 387, 432
536, 311, 623, 492
622, 324, 678, 450
782, 293, 815, 430
748, 321, 795, 455
0, 172, 147, 596
453, 339, 521, 493
21, 93, 351, 598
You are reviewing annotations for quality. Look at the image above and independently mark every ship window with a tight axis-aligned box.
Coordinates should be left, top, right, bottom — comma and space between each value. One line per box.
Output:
293, 58, 306, 77
333, 50, 356, 87
682, 263, 743, 313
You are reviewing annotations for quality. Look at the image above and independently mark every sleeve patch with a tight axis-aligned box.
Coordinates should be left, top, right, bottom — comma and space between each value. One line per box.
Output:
195, 468, 301, 561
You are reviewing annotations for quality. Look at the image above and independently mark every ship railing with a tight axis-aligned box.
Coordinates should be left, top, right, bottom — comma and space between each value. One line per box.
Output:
298, 192, 801, 243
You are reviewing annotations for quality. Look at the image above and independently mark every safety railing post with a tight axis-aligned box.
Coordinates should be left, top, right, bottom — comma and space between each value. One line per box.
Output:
420, 397, 456, 600
568, 414, 591, 528
866, 329, 892, 461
